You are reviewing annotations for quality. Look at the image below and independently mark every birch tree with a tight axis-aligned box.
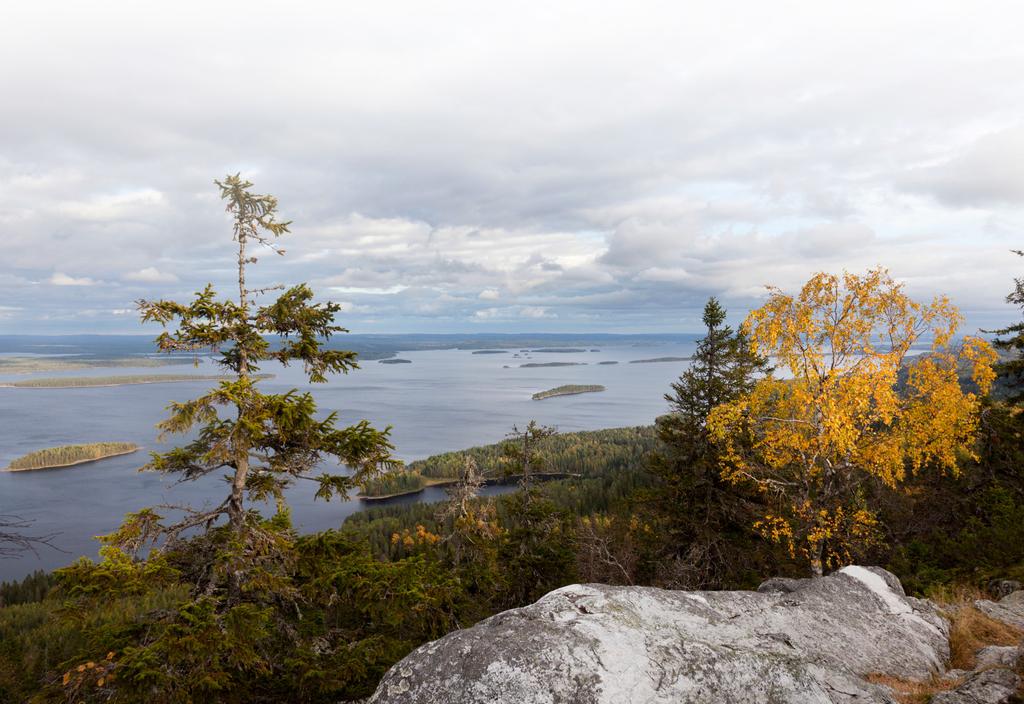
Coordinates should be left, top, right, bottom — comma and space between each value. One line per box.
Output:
707, 268, 996, 576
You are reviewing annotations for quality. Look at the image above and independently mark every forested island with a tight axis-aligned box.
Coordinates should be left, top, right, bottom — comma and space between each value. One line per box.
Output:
629, 356, 692, 364
6, 442, 139, 471
378, 358, 412, 364
532, 384, 605, 400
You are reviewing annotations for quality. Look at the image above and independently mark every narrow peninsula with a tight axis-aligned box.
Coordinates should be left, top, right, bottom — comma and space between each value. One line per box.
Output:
532, 384, 605, 400
0, 356, 189, 374
0, 374, 273, 389
6, 442, 140, 471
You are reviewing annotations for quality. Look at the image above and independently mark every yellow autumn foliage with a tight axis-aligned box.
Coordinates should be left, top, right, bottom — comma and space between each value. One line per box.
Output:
707, 268, 996, 575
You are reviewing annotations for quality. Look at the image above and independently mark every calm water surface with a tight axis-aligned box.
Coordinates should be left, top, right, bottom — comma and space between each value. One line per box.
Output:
0, 343, 695, 580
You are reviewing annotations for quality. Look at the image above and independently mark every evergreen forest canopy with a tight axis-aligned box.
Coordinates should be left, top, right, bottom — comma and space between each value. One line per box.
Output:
0, 178, 1022, 704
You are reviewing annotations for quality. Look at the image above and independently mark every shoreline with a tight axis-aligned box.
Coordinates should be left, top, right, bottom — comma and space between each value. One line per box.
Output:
359, 472, 581, 502
4, 446, 141, 472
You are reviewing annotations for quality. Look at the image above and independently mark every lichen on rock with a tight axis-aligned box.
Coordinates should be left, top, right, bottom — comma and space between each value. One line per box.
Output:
369, 566, 950, 704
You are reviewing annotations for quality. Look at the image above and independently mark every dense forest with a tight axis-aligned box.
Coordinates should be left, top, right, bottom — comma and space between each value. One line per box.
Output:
0, 181, 1021, 703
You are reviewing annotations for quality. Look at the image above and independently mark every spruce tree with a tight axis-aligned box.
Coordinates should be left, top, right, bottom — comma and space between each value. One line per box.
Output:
648, 297, 772, 587
991, 250, 1024, 403
497, 421, 575, 605
123, 174, 397, 572
500, 420, 556, 500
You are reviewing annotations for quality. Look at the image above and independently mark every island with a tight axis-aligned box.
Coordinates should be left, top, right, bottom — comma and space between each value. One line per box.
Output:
379, 358, 413, 364
520, 362, 587, 368
628, 356, 692, 364
527, 348, 587, 353
0, 373, 274, 389
471, 350, 508, 355
6, 442, 140, 471
597, 360, 619, 365
532, 384, 605, 400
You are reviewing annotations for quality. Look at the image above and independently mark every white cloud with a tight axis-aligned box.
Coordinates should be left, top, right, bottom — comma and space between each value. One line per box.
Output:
336, 300, 373, 314
520, 306, 554, 318
902, 126, 1024, 207
0, 2, 1023, 332
124, 266, 178, 283
473, 307, 502, 319
329, 285, 409, 295
48, 272, 98, 287
57, 189, 167, 222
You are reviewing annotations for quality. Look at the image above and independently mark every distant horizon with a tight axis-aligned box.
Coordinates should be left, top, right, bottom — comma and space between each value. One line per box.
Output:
0, 331, 704, 338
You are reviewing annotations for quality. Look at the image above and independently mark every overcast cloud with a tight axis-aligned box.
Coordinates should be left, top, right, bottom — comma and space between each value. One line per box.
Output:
1, 0, 1022, 334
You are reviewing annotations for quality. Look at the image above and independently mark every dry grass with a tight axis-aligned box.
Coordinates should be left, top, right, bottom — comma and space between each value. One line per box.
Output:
866, 583, 1024, 704
926, 583, 1024, 670
948, 607, 1023, 670
865, 673, 962, 704
925, 583, 988, 607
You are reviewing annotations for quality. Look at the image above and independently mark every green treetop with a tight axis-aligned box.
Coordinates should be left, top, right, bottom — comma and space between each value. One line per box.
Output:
665, 297, 770, 426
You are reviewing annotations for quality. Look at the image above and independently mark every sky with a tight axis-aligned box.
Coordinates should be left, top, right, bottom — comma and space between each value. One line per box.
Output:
1, 1, 1022, 335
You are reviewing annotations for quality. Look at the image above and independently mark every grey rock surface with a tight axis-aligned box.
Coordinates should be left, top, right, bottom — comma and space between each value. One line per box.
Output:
931, 668, 1021, 704
757, 577, 810, 594
976, 591, 1024, 629
369, 566, 949, 704
974, 645, 1021, 671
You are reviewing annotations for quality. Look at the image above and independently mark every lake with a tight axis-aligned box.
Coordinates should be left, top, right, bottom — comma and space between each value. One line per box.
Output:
0, 337, 697, 581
